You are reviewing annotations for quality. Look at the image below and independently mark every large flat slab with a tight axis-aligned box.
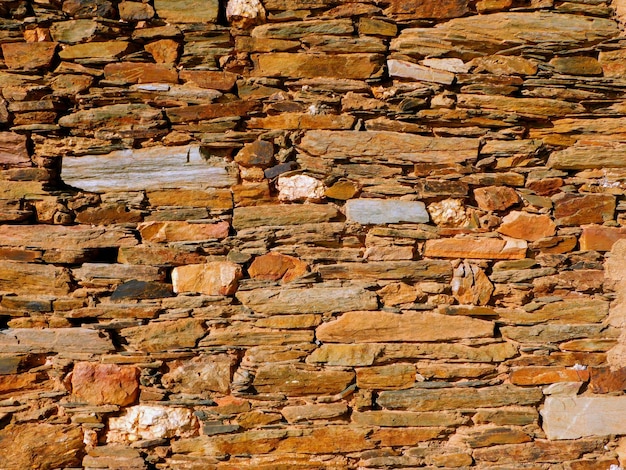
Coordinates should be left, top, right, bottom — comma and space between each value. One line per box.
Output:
298, 131, 479, 164
62, 145, 237, 192
542, 396, 626, 440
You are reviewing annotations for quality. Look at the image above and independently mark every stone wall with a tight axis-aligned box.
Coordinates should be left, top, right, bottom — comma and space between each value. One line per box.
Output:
1, 0, 626, 468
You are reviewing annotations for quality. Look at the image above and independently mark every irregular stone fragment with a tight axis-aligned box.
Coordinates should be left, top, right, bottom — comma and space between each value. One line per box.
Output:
162, 355, 233, 394
73, 263, 163, 283
553, 193, 615, 226
138, 221, 230, 242
1, 42, 57, 70
236, 285, 378, 314
119, 1, 155, 20
317, 311, 493, 343
278, 174, 326, 202
248, 252, 308, 283
0, 424, 84, 470
252, 53, 384, 79
580, 225, 626, 252
104, 63, 178, 84
281, 403, 348, 423
388, 59, 455, 85
253, 364, 354, 396
424, 237, 527, 259
234, 140, 274, 168
172, 262, 242, 296
451, 262, 493, 305
378, 384, 542, 411
121, 319, 206, 352
50, 19, 98, 43
0, 225, 137, 249
325, 180, 359, 200
154, 0, 218, 22
227, 0, 265, 27
108, 405, 198, 443
299, 131, 479, 164
71, 362, 139, 406
599, 49, 626, 78
233, 204, 338, 230
428, 199, 467, 227
469, 55, 537, 75
462, 426, 532, 448
497, 211, 556, 241
307, 344, 384, 366
378, 282, 419, 306
0, 132, 29, 168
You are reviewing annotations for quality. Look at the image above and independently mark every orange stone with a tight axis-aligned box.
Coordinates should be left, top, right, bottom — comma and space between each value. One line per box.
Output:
579, 224, 626, 252
104, 62, 178, 84
179, 70, 238, 91
144, 39, 179, 64
138, 221, 230, 243
510, 366, 589, 385
71, 362, 139, 405
473, 186, 519, 211
1, 42, 57, 70
248, 252, 309, 283
497, 211, 556, 241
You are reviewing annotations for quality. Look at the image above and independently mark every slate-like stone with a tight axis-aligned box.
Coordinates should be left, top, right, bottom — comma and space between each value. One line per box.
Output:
233, 204, 338, 230
1, 42, 57, 70
121, 319, 206, 352
63, 145, 236, 192
0, 328, 113, 354
236, 285, 378, 314
252, 53, 384, 79
317, 311, 493, 343
154, 0, 219, 22
345, 199, 429, 225
553, 193, 615, 226
378, 385, 543, 411
107, 405, 198, 443
0, 132, 30, 168
299, 131, 479, 164
71, 362, 139, 406
317, 260, 452, 282
253, 364, 354, 396
424, 237, 528, 259
111, 280, 174, 301
103, 63, 178, 84
172, 262, 243, 296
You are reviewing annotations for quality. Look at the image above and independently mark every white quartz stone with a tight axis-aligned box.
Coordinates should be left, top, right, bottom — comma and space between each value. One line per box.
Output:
107, 405, 198, 443
541, 396, 626, 440
277, 174, 326, 202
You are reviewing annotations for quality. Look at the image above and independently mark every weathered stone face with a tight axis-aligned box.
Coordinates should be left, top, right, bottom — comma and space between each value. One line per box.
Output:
2, 0, 626, 467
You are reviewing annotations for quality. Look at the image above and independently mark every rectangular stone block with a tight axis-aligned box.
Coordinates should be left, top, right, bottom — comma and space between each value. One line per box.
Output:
237, 285, 378, 314
298, 131, 479, 164
233, 204, 338, 230
62, 145, 237, 192
424, 237, 528, 260
318, 260, 452, 282
542, 396, 626, 440
0, 328, 114, 354
252, 53, 384, 79
345, 199, 428, 225
0, 132, 30, 167
0, 225, 137, 249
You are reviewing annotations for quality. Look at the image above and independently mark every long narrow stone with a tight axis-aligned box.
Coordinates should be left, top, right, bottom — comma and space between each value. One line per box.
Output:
345, 199, 429, 225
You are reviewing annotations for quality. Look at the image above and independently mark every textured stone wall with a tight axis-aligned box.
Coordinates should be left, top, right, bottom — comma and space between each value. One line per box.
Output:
1, 0, 626, 468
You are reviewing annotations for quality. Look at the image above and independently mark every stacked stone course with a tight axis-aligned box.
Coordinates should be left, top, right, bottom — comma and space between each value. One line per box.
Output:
2, 0, 626, 468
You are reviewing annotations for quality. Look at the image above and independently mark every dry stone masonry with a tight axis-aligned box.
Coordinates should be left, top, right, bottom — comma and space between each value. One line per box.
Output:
2, 0, 626, 468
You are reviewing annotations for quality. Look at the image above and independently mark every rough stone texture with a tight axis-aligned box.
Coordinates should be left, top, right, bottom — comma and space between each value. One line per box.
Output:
172, 262, 243, 296
2, 1, 626, 468
71, 362, 140, 406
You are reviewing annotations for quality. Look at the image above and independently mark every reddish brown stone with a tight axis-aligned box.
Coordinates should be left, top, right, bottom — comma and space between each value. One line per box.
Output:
179, 70, 238, 91
0, 132, 30, 168
589, 367, 626, 394
424, 237, 527, 260
103, 62, 178, 84
527, 178, 563, 196
172, 261, 243, 295
71, 362, 139, 406
234, 140, 274, 168
1, 42, 57, 70
553, 193, 615, 226
473, 186, 519, 211
248, 252, 309, 283
510, 366, 589, 385
385, 0, 469, 19
75, 204, 143, 225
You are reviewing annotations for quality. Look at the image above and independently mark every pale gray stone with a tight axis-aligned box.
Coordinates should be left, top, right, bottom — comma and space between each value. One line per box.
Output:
345, 199, 429, 225
542, 396, 626, 440
0, 328, 114, 354
62, 145, 237, 192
